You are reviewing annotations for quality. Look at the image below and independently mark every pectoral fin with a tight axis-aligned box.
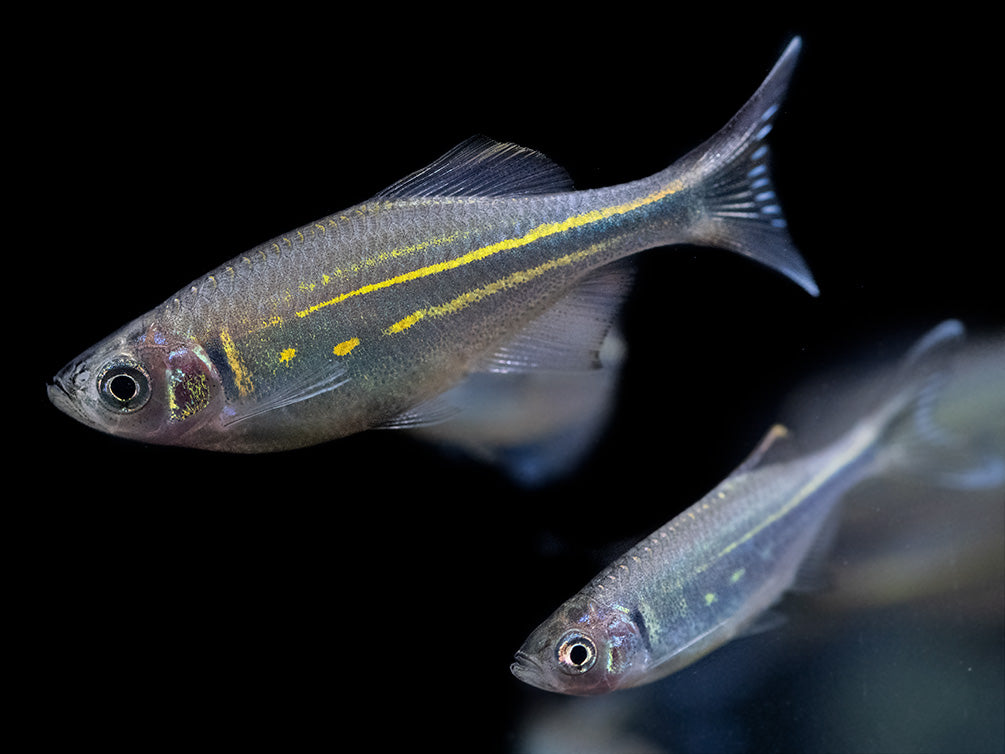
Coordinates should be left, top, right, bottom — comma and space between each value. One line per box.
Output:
221, 364, 349, 426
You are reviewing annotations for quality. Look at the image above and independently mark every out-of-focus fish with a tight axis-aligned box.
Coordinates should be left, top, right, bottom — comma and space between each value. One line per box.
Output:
48, 39, 814, 453
410, 326, 627, 485
510, 320, 1001, 695
810, 329, 1005, 615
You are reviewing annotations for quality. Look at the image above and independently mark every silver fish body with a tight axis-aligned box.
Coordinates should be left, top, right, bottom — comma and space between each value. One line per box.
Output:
510, 320, 987, 695
48, 39, 813, 453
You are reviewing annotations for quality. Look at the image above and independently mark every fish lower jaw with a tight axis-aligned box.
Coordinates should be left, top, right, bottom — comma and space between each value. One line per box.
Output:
509, 652, 553, 692
47, 382, 93, 427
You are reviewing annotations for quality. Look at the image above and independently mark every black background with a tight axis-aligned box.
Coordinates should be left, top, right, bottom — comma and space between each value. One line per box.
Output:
19, 7, 1002, 752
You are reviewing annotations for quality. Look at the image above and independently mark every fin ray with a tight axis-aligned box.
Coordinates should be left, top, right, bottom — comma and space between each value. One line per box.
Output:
735, 424, 792, 473
479, 262, 634, 373
376, 135, 574, 199
221, 365, 349, 426
672, 37, 818, 296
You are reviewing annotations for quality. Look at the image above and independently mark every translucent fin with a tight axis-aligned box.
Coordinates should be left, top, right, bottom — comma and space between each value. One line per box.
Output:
868, 320, 1005, 487
478, 262, 635, 373
411, 328, 626, 486
221, 365, 349, 426
738, 608, 788, 637
868, 319, 965, 444
418, 262, 632, 483
375, 135, 574, 199
735, 423, 792, 473
671, 37, 818, 297
378, 394, 460, 429
790, 503, 844, 593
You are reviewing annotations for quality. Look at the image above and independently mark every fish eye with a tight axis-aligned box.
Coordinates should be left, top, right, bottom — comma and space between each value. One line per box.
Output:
97, 360, 151, 413
556, 630, 597, 675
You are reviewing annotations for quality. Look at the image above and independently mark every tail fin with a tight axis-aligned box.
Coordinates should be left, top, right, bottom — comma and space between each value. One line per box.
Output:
673, 37, 818, 296
870, 320, 1005, 488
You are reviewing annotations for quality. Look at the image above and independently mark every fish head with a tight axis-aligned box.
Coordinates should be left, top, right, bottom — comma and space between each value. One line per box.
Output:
48, 317, 225, 447
510, 594, 650, 695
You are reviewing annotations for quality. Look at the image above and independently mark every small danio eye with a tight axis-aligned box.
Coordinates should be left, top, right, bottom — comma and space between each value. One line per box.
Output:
97, 360, 151, 413
556, 630, 597, 675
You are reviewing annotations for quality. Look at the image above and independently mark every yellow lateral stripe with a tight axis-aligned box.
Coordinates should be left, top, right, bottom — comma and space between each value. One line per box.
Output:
219, 328, 254, 397
385, 245, 600, 334
709, 427, 876, 566
296, 180, 683, 320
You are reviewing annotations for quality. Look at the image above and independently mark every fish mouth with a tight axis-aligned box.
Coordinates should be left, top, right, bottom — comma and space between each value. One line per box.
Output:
510, 650, 553, 692
47, 373, 92, 426
47, 378, 75, 412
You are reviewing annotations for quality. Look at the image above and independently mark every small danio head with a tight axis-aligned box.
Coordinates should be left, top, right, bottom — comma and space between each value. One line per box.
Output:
48, 317, 223, 447
510, 595, 649, 695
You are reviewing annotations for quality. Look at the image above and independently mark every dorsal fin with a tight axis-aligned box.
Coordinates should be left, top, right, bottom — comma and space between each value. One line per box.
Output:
735, 423, 793, 473
375, 135, 574, 199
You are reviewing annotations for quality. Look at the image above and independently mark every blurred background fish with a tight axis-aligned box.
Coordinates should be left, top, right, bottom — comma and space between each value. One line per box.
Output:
410, 326, 627, 486
510, 323, 1004, 749
794, 328, 1005, 615
511, 320, 1003, 695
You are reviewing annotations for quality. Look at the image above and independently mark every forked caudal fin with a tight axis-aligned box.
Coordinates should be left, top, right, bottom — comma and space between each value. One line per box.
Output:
861, 319, 1005, 488
671, 37, 818, 297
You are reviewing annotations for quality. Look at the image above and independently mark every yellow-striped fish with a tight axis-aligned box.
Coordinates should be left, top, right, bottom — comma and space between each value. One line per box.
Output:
510, 320, 1001, 695
48, 38, 814, 453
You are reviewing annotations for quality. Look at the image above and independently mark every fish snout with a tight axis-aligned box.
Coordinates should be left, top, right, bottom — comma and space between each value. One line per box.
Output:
47, 359, 95, 422
510, 649, 556, 692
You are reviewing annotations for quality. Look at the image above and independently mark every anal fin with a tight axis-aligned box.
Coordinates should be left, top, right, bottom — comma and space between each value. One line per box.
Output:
478, 261, 634, 374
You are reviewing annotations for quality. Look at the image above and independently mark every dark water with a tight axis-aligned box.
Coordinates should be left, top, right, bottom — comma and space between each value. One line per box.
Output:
22, 9, 1003, 753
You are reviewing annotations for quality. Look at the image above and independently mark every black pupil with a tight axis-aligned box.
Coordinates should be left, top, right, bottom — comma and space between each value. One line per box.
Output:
108, 373, 138, 402
569, 643, 589, 666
